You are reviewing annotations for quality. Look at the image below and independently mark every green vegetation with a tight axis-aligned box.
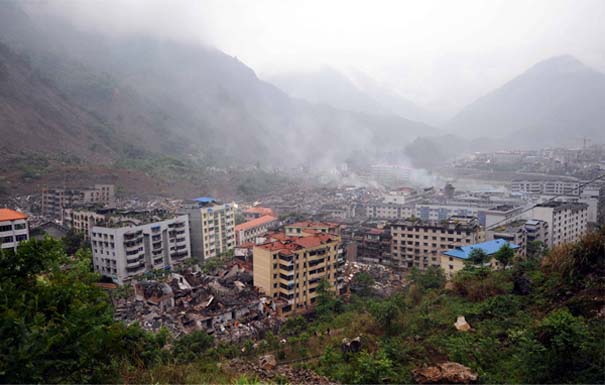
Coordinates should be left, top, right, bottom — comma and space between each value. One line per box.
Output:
1, 230, 603, 384
0, 238, 228, 384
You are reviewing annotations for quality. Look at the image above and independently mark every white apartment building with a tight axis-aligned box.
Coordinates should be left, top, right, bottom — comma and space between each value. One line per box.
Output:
91, 215, 190, 284
234, 215, 278, 246
185, 198, 236, 260
512, 180, 580, 195
42, 184, 115, 220
0, 209, 29, 252
390, 216, 484, 270
527, 202, 588, 247
366, 202, 415, 220
63, 207, 111, 239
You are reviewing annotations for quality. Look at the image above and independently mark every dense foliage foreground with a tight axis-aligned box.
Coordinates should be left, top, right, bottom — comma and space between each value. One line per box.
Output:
0, 230, 603, 384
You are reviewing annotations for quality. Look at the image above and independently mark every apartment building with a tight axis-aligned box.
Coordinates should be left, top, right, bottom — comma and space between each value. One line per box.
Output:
440, 239, 520, 279
235, 215, 278, 246
284, 221, 341, 237
527, 201, 588, 247
0, 208, 29, 252
185, 197, 235, 260
512, 180, 580, 195
63, 207, 112, 239
354, 227, 392, 265
91, 215, 190, 284
253, 232, 345, 315
486, 219, 550, 257
390, 216, 484, 270
366, 202, 415, 220
42, 184, 115, 220
486, 220, 527, 257
482, 205, 526, 228
524, 219, 550, 246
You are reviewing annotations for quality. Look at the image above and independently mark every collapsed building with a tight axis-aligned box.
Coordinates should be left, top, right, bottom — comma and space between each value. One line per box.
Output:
114, 263, 282, 341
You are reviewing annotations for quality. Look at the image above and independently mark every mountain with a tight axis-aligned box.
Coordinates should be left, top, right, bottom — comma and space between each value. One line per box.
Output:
268, 67, 439, 125
447, 55, 605, 146
0, 3, 437, 168
0, 41, 119, 163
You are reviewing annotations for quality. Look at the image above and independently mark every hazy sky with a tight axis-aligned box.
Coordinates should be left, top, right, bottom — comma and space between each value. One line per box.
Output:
40, 0, 605, 115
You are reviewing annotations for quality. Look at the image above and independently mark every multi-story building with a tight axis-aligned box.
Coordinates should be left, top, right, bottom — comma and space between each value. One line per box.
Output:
63, 206, 113, 239
482, 205, 526, 228
524, 219, 550, 247
42, 184, 115, 220
91, 215, 190, 284
0, 208, 29, 252
355, 227, 392, 265
390, 216, 484, 270
527, 201, 588, 247
440, 239, 521, 279
284, 221, 341, 237
235, 215, 278, 246
185, 197, 235, 260
415, 203, 481, 222
366, 202, 415, 220
253, 231, 345, 315
486, 220, 527, 257
486, 219, 550, 257
512, 179, 580, 195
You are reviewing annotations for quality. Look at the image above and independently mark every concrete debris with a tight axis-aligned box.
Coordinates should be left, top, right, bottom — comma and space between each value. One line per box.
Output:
258, 354, 277, 370
345, 261, 405, 297
454, 316, 471, 331
341, 336, 362, 353
113, 261, 283, 342
413, 362, 478, 384
226, 358, 335, 385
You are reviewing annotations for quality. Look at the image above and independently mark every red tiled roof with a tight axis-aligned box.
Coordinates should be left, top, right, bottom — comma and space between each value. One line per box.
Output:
0, 208, 28, 221
256, 233, 338, 252
235, 215, 277, 232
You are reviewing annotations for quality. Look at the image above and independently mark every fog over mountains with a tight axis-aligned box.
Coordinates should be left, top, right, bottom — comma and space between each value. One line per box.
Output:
0, 2, 604, 169
268, 67, 440, 125
0, 3, 434, 168
447, 55, 605, 145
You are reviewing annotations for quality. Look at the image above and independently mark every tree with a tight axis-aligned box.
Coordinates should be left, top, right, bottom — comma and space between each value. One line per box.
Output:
466, 248, 488, 266
315, 279, 342, 317
369, 300, 400, 334
516, 308, 595, 383
409, 266, 445, 290
353, 350, 394, 384
0, 239, 167, 383
526, 240, 546, 259
62, 229, 89, 256
351, 271, 374, 297
172, 331, 214, 363
493, 244, 515, 269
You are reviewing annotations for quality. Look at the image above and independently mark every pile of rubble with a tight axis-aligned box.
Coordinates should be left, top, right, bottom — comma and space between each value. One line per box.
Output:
225, 356, 335, 385
345, 261, 406, 296
413, 362, 478, 384
113, 262, 282, 342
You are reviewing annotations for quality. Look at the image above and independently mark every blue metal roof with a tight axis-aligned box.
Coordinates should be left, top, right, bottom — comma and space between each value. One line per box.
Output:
193, 197, 216, 203
443, 239, 520, 260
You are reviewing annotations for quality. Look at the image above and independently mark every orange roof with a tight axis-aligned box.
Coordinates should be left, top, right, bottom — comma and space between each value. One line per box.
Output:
235, 215, 277, 232
255, 233, 338, 252
0, 208, 28, 221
